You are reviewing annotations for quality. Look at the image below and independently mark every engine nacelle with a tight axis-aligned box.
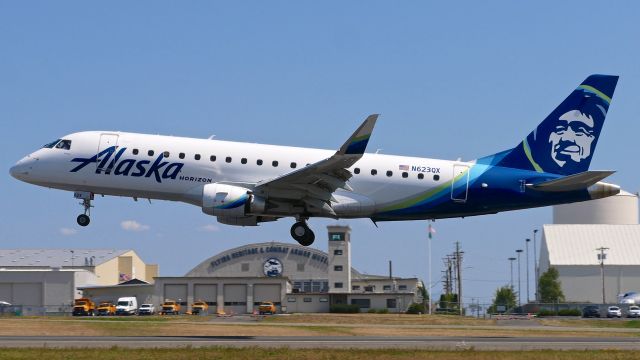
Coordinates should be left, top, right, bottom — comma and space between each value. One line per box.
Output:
202, 183, 266, 217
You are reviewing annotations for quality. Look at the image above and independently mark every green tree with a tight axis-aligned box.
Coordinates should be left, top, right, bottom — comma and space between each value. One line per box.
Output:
538, 267, 565, 303
417, 283, 429, 312
489, 285, 516, 313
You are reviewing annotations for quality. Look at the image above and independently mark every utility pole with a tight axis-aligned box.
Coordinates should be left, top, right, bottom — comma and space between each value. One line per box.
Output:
508, 257, 516, 290
597, 247, 609, 304
533, 229, 539, 302
455, 242, 463, 316
525, 238, 530, 303
516, 249, 523, 307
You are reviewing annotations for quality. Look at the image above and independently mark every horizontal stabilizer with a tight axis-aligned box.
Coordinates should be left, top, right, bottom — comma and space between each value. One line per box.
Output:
527, 170, 615, 192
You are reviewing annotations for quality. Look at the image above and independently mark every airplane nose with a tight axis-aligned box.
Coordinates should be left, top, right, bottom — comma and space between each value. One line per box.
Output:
9, 156, 34, 181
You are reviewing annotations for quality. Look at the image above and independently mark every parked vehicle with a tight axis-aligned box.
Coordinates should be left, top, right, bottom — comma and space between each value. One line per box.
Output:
161, 300, 181, 315
191, 300, 209, 315
72, 298, 96, 316
582, 305, 600, 318
115, 297, 138, 315
627, 306, 640, 318
137, 303, 155, 315
96, 301, 116, 316
607, 306, 622, 318
258, 302, 277, 315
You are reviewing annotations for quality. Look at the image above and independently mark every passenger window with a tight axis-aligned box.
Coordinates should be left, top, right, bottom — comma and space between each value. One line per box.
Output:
179, 153, 185, 159
226, 157, 232, 163
195, 154, 201, 160
386, 171, 393, 177
257, 159, 263, 166
163, 151, 170, 158
55, 140, 72, 150
290, 162, 297, 168
241, 158, 247, 164
354, 168, 360, 174
371, 169, 377, 176
272, 161, 278, 167
42, 139, 61, 149
133, 149, 139, 155
210, 155, 216, 162
433, 174, 440, 181
148, 150, 154, 156
402, 172, 408, 178
418, 173, 424, 180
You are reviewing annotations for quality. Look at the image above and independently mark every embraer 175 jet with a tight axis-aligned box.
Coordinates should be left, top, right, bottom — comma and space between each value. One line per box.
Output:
10, 75, 620, 246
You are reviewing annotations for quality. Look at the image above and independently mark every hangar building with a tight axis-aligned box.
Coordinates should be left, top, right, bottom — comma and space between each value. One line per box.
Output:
83, 226, 422, 314
539, 191, 640, 303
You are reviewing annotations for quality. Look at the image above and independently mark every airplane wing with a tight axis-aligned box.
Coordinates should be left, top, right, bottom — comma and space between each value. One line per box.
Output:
253, 114, 378, 215
527, 170, 615, 192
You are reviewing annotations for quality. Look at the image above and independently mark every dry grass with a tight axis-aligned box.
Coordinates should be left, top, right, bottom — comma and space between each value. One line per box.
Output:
1, 348, 639, 360
264, 313, 496, 326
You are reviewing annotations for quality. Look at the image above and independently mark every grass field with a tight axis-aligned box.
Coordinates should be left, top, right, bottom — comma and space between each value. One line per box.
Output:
1, 348, 639, 360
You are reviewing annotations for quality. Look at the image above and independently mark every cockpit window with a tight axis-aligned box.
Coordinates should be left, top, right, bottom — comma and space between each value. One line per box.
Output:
55, 140, 72, 150
43, 139, 61, 148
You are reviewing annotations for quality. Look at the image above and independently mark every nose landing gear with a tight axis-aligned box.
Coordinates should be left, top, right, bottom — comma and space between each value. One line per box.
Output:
291, 221, 315, 246
74, 191, 93, 227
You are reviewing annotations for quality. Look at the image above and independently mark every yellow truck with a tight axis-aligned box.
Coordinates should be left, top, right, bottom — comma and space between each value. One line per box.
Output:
72, 298, 96, 316
191, 300, 209, 315
258, 302, 277, 315
161, 299, 181, 315
96, 301, 116, 316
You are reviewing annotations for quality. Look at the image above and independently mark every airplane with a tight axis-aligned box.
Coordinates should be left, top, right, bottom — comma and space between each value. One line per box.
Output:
10, 74, 620, 246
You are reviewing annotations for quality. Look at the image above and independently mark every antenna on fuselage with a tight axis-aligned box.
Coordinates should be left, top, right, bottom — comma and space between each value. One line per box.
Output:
208, 135, 216, 140
375, 149, 383, 154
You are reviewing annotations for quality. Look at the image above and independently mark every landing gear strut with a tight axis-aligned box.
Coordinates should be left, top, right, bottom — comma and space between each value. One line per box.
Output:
74, 191, 93, 227
291, 221, 315, 246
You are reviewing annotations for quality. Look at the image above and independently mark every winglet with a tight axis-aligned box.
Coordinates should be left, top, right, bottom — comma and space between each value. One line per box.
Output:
338, 114, 379, 155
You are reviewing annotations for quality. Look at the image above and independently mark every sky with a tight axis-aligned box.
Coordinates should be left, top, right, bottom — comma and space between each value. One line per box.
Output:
1, 1, 639, 308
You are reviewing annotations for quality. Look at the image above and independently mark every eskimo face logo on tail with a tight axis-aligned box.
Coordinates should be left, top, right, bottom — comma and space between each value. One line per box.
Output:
70, 146, 184, 183
549, 110, 596, 167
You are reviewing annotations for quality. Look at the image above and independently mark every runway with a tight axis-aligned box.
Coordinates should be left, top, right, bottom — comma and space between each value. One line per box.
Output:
1, 335, 639, 350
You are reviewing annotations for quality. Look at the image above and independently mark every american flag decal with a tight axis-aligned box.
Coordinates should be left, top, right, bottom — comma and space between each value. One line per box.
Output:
399, 165, 409, 171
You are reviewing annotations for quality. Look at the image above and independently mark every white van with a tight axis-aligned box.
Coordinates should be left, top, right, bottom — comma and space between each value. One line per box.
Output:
115, 297, 138, 315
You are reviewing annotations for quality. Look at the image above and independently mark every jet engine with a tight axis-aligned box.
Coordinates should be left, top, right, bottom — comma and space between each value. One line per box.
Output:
202, 183, 266, 217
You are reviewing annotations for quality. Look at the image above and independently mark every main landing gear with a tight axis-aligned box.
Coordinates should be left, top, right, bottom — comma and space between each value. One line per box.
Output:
291, 221, 315, 246
74, 191, 94, 227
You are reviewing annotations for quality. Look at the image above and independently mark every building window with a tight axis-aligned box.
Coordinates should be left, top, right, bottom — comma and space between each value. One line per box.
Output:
399, 285, 408, 291
272, 160, 279, 167
179, 153, 185, 159
329, 233, 343, 241
364, 285, 374, 292
334, 265, 343, 271
354, 168, 360, 174
241, 158, 247, 164
297, 263, 305, 272
334, 249, 343, 255
383, 285, 391, 291
386, 298, 397, 308
132, 149, 139, 155
257, 159, 263, 165
241, 263, 249, 272
290, 162, 297, 168
418, 173, 424, 180
224, 302, 247, 306
225, 156, 232, 163
350, 299, 371, 308
148, 150, 154, 156
352, 285, 361, 291
386, 170, 393, 177
319, 297, 328, 303
195, 154, 201, 160
312, 281, 322, 292
334, 282, 343, 289
371, 169, 377, 175
433, 174, 440, 181
210, 155, 216, 162
402, 172, 408, 178
303, 281, 312, 293
288, 297, 296, 303
163, 151, 170, 158
303, 297, 312, 302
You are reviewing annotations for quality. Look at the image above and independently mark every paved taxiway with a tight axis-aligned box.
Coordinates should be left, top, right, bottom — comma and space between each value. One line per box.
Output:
1, 336, 639, 350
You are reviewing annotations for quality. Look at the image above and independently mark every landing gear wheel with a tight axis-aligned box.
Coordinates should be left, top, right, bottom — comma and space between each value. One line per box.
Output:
77, 214, 90, 227
291, 221, 315, 246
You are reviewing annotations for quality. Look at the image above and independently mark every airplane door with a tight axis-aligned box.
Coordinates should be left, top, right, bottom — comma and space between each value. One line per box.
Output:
97, 133, 119, 171
451, 164, 470, 202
